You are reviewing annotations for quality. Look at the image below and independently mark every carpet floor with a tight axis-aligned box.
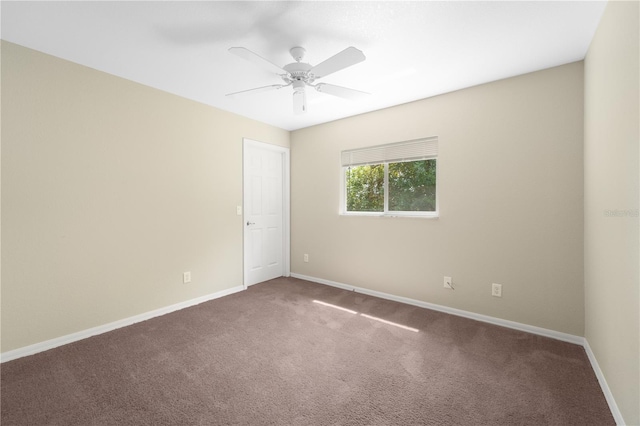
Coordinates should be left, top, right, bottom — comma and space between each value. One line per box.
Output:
1, 277, 614, 425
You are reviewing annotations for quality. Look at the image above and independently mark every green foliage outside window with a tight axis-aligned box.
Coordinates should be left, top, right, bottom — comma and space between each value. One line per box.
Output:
345, 159, 436, 213
345, 164, 384, 212
389, 160, 437, 211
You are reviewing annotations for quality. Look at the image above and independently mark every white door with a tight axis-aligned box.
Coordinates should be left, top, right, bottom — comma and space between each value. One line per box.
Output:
243, 139, 290, 286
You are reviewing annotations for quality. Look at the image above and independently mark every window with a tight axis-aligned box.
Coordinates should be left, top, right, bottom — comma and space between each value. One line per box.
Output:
341, 137, 438, 217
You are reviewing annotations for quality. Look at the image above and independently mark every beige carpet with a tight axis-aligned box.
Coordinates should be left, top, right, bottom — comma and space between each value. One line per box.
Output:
1, 277, 614, 425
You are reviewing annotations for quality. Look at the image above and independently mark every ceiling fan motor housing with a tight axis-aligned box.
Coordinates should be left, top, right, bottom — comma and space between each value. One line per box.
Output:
283, 62, 314, 85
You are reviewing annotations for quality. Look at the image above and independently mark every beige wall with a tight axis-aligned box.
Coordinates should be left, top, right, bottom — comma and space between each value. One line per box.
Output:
1, 41, 289, 352
291, 62, 585, 336
584, 1, 640, 424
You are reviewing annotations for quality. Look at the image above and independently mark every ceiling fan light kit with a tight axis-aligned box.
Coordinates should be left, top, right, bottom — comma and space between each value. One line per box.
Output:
227, 45, 369, 114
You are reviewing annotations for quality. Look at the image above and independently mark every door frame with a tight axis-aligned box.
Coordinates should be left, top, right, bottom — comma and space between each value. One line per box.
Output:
242, 138, 290, 289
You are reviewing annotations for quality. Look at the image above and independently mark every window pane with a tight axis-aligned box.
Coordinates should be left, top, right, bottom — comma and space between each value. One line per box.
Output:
388, 159, 437, 212
345, 164, 384, 212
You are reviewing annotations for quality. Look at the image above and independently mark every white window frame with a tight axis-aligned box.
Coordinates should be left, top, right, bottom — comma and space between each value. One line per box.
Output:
340, 137, 439, 218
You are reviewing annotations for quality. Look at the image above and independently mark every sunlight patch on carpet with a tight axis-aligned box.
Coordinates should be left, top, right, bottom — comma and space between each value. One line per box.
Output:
312, 300, 358, 314
360, 314, 419, 332
313, 300, 419, 332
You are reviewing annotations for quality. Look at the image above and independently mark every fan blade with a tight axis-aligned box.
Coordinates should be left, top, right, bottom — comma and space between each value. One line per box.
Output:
228, 47, 287, 75
315, 83, 370, 100
226, 84, 286, 97
310, 46, 366, 79
293, 90, 307, 114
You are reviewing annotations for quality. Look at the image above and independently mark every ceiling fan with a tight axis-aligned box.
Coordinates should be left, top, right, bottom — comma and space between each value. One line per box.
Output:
226, 46, 369, 114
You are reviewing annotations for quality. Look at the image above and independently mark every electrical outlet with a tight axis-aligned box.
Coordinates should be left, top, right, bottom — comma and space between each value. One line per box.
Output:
444, 276, 453, 289
492, 283, 502, 297
303, 254, 309, 263
183, 271, 191, 284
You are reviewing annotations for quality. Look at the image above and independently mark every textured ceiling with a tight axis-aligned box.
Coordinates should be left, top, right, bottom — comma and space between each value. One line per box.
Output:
1, 1, 607, 130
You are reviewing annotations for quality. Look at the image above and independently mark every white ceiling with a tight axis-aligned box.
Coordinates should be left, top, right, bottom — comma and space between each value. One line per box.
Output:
1, 1, 607, 131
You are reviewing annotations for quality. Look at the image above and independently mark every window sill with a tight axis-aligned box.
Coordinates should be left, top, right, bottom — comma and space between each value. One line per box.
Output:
339, 212, 439, 219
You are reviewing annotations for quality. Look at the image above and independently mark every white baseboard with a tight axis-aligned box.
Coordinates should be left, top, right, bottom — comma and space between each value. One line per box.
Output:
291, 273, 626, 424
291, 273, 583, 344
0, 285, 245, 363
583, 340, 626, 425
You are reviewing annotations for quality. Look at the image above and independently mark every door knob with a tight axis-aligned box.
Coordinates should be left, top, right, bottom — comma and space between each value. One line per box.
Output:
246, 221, 255, 226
